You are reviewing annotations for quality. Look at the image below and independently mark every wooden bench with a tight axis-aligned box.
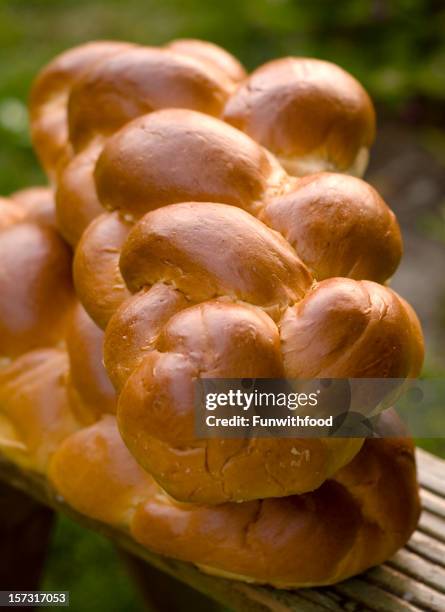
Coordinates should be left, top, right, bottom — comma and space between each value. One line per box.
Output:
0, 447, 444, 611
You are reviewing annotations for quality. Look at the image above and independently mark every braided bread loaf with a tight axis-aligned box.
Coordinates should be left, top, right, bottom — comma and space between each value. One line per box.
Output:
0, 38, 424, 588
68, 108, 421, 504
0, 183, 422, 589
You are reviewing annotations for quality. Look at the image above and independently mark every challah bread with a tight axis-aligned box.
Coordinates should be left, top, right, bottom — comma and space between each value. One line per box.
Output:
75, 109, 400, 289
224, 58, 375, 177
0, 39, 424, 589
0, 192, 73, 359
29, 41, 134, 178
47, 413, 419, 588
0, 349, 80, 472
31, 41, 378, 248
79, 199, 420, 504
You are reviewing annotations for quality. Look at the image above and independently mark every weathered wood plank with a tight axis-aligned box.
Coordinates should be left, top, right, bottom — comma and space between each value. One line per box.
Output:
418, 471, 445, 498
294, 588, 359, 612
416, 448, 445, 482
388, 548, 445, 592
416, 449, 445, 499
406, 531, 445, 568
418, 510, 445, 543
419, 488, 445, 518
117, 550, 222, 612
334, 579, 422, 612
367, 564, 445, 611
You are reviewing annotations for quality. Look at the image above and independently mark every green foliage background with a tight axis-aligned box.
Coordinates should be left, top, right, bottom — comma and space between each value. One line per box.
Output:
0, 1, 444, 610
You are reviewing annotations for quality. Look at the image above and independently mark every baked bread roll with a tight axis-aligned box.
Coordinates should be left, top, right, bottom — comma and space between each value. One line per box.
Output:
224, 58, 375, 177
0, 38, 425, 589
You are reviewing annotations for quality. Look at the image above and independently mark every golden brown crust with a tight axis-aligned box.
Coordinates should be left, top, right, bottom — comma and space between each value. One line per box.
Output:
134, 434, 419, 588
6, 41, 423, 589
94, 109, 286, 218
0, 349, 80, 472
280, 278, 424, 379
49, 415, 153, 525
11, 186, 56, 227
29, 41, 134, 176
46, 414, 419, 588
73, 212, 131, 329
224, 57, 375, 176
119, 202, 312, 311
261, 173, 402, 283
165, 39, 247, 83
65, 303, 116, 423
116, 299, 362, 503
68, 47, 236, 152
0, 219, 73, 358
55, 144, 103, 246
103, 283, 189, 392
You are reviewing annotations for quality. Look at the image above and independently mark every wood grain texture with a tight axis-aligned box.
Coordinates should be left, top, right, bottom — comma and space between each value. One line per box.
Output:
0, 447, 443, 612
